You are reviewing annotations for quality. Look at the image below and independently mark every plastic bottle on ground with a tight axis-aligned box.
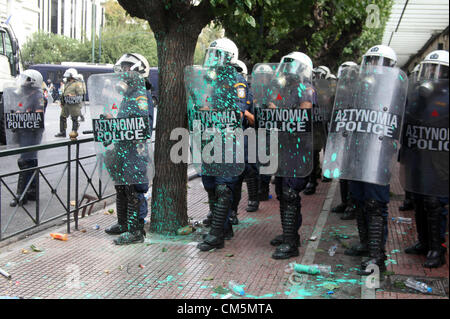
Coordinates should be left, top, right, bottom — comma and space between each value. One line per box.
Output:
228, 280, 245, 296
328, 244, 338, 256
292, 263, 332, 275
405, 278, 432, 294
392, 217, 412, 224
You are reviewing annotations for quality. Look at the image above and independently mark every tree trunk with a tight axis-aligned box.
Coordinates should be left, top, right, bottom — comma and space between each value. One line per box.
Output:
149, 28, 197, 235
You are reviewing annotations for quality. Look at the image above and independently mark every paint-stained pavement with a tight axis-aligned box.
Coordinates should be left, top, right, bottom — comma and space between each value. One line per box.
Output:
0, 164, 448, 299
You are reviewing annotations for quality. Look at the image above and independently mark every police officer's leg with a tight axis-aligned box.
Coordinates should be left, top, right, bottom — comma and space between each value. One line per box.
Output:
423, 196, 447, 268
332, 179, 349, 214
229, 173, 244, 226
55, 105, 68, 137
105, 185, 128, 235
360, 183, 390, 274
259, 174, 271, 201
399, 191, 415, 211
24, 158, 39, 201
341, 189, 357, 221
201, 176, 217, 227
272, 177, 305, 259
344, 181, 369, 256
198, 178, 234, 251
270, 177, 286, 246
70, 115, 80, 139
114, 185, 146, 245
304, 151, 319, 195
10, 157, 30, 207
405, 194, 429, 255
245, 163, 260, 212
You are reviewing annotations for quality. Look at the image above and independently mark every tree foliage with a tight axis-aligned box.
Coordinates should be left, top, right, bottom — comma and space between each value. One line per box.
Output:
215, 0, 393, 72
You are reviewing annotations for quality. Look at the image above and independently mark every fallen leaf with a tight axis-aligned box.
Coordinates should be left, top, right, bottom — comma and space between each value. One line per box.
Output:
80, 229, 87, 233
213, 285, 230, 294
139, 264, 145, 269
162, 248, 168, 252
118, 265, 124, 271
225, 254, 234, 257
108, 209, 114, 214
21, 249, 30, 254
104, 270, 110, 274
70, 200, 76, 206
203, 276, 214, 281
323, 282, 339, 290
30, 245, 43, 252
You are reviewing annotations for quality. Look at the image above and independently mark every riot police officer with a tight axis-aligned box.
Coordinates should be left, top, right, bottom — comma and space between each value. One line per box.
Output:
54, 68, 85, 139
332, 45, 407, 274
262, 52, 316, 259
94, 53, 154, 245
331, 61, 358, 217
6, 70, 45, 207
400, 50, 449, 268
304, 65, 331, 195
193, 38, 246, 251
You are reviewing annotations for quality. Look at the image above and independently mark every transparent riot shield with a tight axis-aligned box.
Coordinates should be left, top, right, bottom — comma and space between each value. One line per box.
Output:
323, 65, 407, 186
399, 78, 449, 197
3, 86, 45, 149
88, 71, 154, 185
185, 65, 245, 177
253, 64, 313, 177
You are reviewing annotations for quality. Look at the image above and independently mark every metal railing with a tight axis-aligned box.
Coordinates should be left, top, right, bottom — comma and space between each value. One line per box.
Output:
0, 137, 115, 241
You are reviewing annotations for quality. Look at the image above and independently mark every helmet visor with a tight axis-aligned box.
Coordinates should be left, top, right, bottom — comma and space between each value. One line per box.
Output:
114, 54, 143, 73
203, 49, 232, 67
361, 55, 395, 67
419, 63, 449, 80
276, 57, 310, 81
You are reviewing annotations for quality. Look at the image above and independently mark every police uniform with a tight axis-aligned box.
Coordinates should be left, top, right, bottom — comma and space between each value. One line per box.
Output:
59, 79, 85, 135
10, 87, 45, 207
271, 82, 316, 259
198, 65, 245, 251
106, 79, 154, 245
228, 72, 260, 225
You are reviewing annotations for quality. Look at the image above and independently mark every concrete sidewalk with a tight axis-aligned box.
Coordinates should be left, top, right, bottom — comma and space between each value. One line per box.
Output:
0, 166, 448, 299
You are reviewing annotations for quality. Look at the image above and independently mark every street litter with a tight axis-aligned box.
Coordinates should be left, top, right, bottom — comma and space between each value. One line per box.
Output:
30, 245, 43, 252
50, 233, 68, 241
0, 268, 12, 279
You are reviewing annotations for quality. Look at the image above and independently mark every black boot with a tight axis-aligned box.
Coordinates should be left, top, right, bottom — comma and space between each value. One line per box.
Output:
198, 185, 232, 251
202, 188, 217, 227
333, 180, 349, 213
399, 192, 415, 211
270, 196, 287, 246
10, 158, 33, 207
405, 199, 429, 255
54, 117, 67, 137
341, 199, 357, 220
345, 201, 369, 257
245, 174, 259, 212
258, 178, 270, 201
272, 187, 300, 259
360, 200, 387, 275
224, 222, 234, 240
105, 187, 128, 235
303, 181, 316, 195
114, 187, 145, 245
332, 203, 347, 214
229, 210, 239, 225
423, 197, 446, 268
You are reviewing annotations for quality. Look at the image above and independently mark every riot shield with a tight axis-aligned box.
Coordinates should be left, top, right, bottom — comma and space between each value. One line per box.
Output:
312, 79, 334, 151
185, 65, 245, 177
253, 64, 313, 177
88, 71, 154, 185
399, 78, 449, 197
3, 86, 45, 149
322, 65, 407, 186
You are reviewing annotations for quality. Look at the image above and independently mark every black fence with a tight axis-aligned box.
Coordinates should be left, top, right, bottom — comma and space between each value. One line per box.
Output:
0, 137, 115, 241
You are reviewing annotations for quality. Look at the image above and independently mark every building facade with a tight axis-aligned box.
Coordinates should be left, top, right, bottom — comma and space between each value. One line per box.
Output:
0, 0, 105, 48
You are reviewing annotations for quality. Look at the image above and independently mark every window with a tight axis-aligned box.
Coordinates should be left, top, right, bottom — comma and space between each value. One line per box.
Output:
51, 0, 58, 34
0, 31, 5, 55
